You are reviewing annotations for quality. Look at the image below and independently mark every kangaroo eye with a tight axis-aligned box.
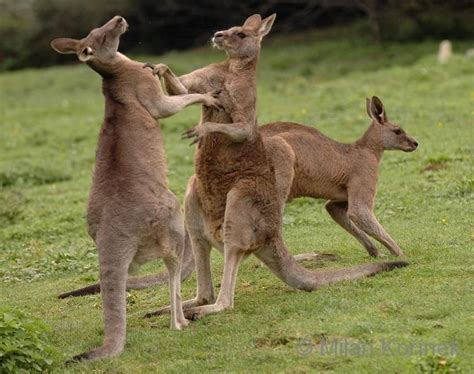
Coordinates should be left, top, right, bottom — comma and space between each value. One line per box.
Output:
393, 129, 402, 135
102, 35, 107, 44
237, 32, 246, 39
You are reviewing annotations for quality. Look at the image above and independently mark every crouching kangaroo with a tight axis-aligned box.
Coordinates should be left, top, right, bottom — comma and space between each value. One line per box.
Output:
51, 16, 220, 360
144, 14, 408, 320
261, 96, 419, 257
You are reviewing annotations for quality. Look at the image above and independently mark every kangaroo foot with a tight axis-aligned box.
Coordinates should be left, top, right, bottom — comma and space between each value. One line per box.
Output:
183, 302, 229, 320
66, 344, 123, 363
144, 297, 214, 318
170, 318, 190, 330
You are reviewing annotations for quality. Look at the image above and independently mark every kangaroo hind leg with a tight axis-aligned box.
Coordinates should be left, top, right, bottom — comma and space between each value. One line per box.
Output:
326, 200, 379, 257
71, 232, 135, 361
145, 177, 215, 318
183, 187, 255, 319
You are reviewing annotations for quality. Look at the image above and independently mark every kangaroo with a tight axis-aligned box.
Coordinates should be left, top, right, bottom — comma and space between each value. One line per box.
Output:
261, 96, 418, 257
50, 16, 220, 360
142, 14, 408, 320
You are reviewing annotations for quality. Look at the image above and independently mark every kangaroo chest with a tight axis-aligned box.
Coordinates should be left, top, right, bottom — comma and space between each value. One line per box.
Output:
86, 114, 167, 238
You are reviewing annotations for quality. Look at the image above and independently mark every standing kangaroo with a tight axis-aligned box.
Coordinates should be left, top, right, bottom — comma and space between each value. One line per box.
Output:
144, 14, 408, 320
261, 96, 419, 257
51, 16, 220, 360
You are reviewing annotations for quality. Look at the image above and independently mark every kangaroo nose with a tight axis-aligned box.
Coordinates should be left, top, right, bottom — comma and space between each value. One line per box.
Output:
214, 32, 224, 39
413, 141, 418, 147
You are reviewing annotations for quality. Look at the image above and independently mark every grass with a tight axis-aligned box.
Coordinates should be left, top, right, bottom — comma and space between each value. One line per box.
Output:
1, 25, 473, 373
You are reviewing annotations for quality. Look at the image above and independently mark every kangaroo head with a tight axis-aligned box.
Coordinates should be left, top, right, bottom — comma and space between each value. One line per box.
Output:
212, 14, 276, 59
366, 96, 418, 152
50, 16, 128, 70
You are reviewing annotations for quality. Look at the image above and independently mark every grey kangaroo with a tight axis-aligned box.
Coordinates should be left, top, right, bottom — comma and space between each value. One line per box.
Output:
51, 16, 220, 360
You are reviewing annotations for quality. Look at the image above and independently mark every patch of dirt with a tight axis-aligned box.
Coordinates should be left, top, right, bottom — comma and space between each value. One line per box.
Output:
421, 163, 448, 172
254, 335, 295, 348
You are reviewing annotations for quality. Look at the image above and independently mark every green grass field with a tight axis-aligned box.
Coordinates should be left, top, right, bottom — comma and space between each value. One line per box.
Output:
1, 26, 473, 373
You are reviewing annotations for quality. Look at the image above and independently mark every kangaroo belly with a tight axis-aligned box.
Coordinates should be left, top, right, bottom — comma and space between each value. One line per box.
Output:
261, 124, 350, 202
289, 179, 348, 201
195, 133, 275, 234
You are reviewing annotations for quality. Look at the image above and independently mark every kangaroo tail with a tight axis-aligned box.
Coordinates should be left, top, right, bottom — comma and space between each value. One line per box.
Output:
58, 229, 196, 299
255, 237, 408, 291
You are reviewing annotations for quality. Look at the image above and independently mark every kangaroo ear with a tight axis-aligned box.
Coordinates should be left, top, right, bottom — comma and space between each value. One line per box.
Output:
258, 14, 276, 37
243, 14, 262, 28
366, 98, 372, 119
78, 46, 94, 62
368, 96, 387, 124
50, 38, 79, 54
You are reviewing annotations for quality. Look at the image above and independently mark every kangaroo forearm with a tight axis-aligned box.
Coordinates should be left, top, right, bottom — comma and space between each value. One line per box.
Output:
205, 121, 253, 142
163, 70, 189, 95
158, 94, 206, 118
179, 70, 210, 94
164, 64, 219, 95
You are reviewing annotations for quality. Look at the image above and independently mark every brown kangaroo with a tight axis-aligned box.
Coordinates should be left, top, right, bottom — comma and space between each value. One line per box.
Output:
143, 14, 408, 320
261, 96, 419, 257
51, 16, 220, 360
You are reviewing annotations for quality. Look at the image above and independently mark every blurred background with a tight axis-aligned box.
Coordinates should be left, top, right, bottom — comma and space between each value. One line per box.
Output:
1, 0, 473, 71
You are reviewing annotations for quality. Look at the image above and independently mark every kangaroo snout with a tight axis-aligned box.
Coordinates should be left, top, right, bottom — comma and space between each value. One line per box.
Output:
114, 16, 128, 31
212, 32, 225, 49
409, 136, 419, 150
406, 138, 419, 152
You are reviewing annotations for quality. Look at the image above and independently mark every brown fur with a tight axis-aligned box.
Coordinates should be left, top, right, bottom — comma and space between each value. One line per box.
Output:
51, 16, 220, 361
261, 96, 419, 257
145, 14, 408, 319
